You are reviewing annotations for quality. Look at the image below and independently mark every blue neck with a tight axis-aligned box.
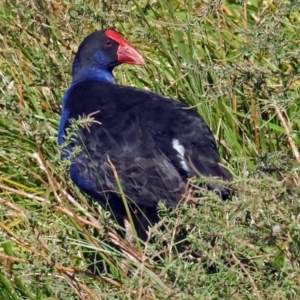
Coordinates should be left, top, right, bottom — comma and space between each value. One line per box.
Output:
72, 68, 115, 84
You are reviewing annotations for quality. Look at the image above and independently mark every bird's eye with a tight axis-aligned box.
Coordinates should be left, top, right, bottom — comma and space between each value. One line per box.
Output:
105, 40, 113, 47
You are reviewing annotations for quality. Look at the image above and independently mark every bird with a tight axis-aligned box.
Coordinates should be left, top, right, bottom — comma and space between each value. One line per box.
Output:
58, 29, 232, 240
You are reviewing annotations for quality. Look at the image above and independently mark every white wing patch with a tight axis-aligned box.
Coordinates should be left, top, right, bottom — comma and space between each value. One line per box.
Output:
172, 139, 190, 172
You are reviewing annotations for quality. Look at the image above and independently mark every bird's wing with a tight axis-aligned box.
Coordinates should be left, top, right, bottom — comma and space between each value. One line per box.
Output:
109, 84, 233, 198
104, 84, 232, 181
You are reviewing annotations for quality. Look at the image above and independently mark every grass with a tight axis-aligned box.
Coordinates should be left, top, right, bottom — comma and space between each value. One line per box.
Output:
0, 0, 300, 299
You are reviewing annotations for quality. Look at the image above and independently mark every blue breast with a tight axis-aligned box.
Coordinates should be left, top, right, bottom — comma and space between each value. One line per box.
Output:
58, 68, 115, 197
58, 67, 115, 147
57, 91, 71, 146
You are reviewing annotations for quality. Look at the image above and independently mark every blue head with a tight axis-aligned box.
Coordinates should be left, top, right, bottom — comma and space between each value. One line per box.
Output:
71, 29, 145, 83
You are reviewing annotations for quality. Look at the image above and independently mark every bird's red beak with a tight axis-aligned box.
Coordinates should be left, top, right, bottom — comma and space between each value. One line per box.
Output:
117, 43, 145, 65
106, 29, 145, 66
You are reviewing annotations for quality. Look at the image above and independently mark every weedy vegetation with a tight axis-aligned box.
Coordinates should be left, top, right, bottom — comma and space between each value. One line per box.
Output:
0, 0, 300, 299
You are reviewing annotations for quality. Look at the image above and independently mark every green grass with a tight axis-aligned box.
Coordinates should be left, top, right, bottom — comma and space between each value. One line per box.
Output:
0, 0, 300, 299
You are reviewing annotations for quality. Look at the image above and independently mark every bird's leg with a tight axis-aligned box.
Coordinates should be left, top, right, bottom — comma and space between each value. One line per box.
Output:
84, 110, 102, 133
119, 217, 136, 276
124, 217, 136, 246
